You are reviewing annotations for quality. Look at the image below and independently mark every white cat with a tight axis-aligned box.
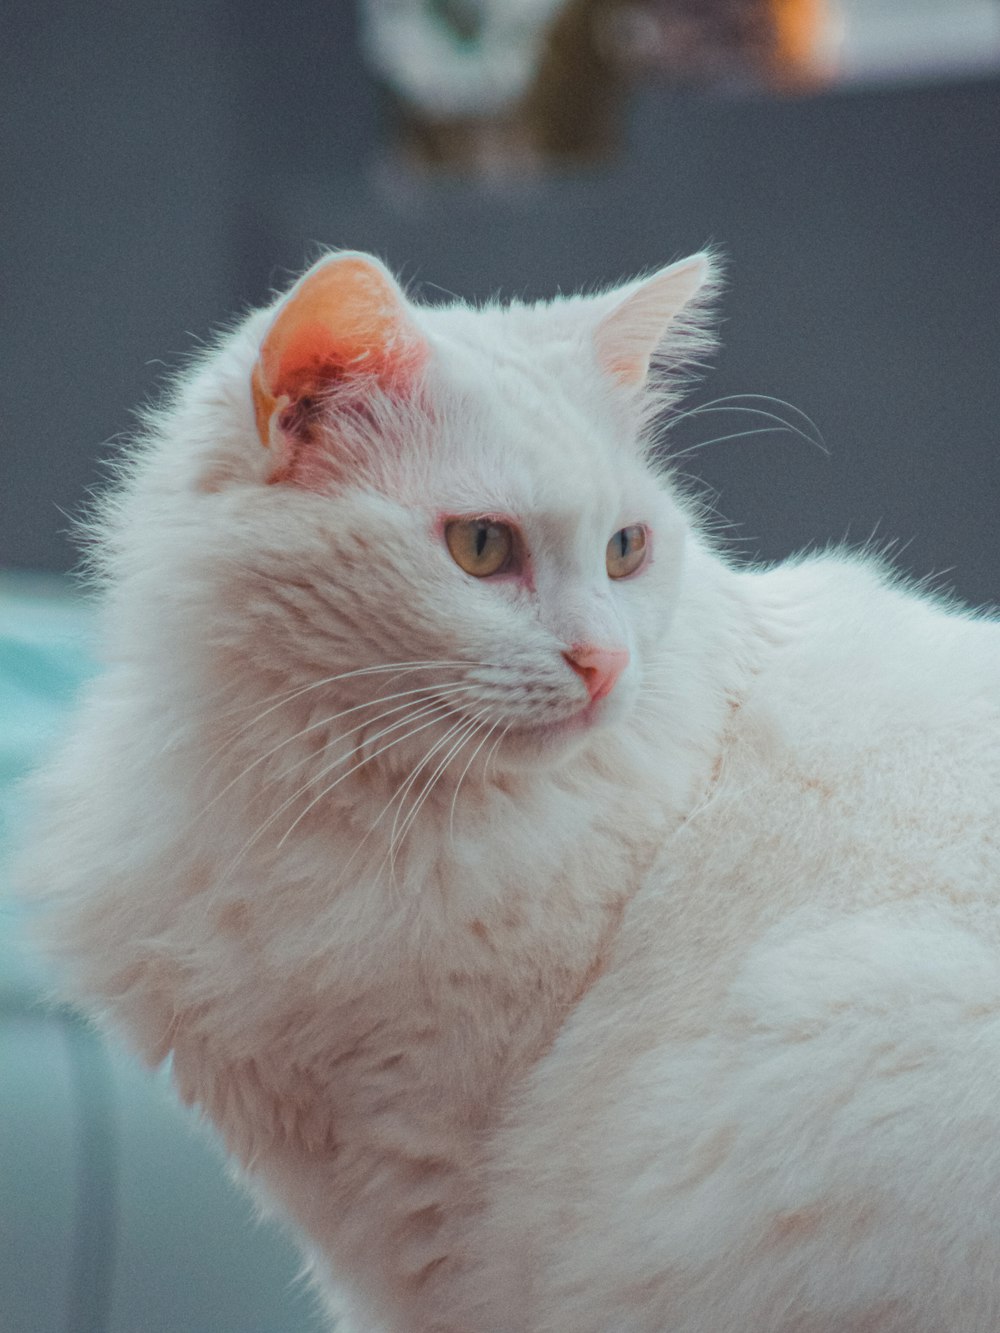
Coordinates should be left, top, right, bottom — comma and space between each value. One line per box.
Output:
17, 250, 1000, 1332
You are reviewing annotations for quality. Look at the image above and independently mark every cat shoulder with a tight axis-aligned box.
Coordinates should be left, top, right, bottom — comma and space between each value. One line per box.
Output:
758, 547, 998, 667
739, 549, 1000, 758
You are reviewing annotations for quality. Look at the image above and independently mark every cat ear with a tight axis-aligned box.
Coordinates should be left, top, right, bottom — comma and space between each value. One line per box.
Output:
251, 252, 429, 451
594, 253, 718, 389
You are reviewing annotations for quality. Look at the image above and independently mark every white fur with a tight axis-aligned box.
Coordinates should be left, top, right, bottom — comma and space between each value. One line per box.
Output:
16, 252, 1000, 1332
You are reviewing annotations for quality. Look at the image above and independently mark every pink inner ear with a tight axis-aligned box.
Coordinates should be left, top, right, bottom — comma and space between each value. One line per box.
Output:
595, 255, 711, 388
252, 256, 428, 448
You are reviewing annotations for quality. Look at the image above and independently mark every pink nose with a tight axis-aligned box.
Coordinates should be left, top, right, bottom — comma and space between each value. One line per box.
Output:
563, 644, 630, 703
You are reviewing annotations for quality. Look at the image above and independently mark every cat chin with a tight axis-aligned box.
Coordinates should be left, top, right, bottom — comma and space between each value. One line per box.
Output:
495, 698, 626, 771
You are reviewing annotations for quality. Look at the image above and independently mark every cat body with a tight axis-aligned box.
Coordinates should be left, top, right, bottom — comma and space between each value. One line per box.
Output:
466, 554, 1000, 1332
17, 251, 1000, 1331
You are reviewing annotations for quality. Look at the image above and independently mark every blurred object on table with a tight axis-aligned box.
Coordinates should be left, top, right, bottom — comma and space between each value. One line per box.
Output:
360, 0, 838, 174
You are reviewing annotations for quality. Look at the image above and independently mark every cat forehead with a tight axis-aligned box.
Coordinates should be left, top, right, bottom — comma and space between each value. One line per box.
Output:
425, 379, 649, 525
420, 404, 668, 551
419, 298, 636, 467
222, 288, 658, 515
421, 295, 598, 388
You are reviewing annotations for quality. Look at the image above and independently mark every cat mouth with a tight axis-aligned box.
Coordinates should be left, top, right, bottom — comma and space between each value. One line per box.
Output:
502, 697, 615, 753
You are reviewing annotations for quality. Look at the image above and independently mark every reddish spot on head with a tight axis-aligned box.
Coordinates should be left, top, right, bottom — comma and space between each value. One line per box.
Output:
563, 644, 630, 703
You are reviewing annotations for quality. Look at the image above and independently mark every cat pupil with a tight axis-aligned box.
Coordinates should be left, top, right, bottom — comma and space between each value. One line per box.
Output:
476, 524, 488, 558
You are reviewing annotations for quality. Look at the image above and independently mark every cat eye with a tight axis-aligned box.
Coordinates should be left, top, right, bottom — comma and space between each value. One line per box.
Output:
445, 518, 516, 578
606, 525, 648, 579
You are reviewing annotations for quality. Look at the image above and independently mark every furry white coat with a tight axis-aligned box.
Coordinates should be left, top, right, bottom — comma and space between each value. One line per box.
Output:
17, 252, 1000, 1332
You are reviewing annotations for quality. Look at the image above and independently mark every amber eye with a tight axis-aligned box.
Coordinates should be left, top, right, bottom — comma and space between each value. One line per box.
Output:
606, 525, 648, 579
445, 518, 516, 578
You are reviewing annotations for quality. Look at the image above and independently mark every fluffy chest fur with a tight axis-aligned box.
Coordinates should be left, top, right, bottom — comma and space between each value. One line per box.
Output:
84, 686, 694, 1327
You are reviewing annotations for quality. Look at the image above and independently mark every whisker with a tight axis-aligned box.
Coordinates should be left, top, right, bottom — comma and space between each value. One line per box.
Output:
662, 392, 825, 452
668, 425, 804, 462
484, 722, 514, 786
332, 726, 466, 895
392, 708, 494, 864
671, 405, 824, 454
221, 699, 461, 877
220, 660, 479, 719
449, 713, 499, 844
389, 711, 490, 877
386, 715, 480, 879
201, 681, 479, 812
729, 393, 825, 447
272, 702, 463, 853
199, 660, 483, 771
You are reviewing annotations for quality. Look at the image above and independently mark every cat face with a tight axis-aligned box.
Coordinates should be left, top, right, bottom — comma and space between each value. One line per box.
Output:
142, 251, 715, 781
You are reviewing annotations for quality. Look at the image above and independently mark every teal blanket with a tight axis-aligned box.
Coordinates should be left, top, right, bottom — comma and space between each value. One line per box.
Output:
0, 571, 319, 1333
0, 572, 95, 997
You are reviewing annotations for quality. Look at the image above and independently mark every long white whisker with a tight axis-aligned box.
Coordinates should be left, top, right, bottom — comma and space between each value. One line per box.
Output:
484, 722, 514, 786
202, 681, 479, 812
220, 700, 461, 878
272, 703, 464, 853
220, 660, 480, 720
449, 713, 498, 844
333, 727, 465, 894
668, 404, 824, 454
210, 698, 449, 847
385, 717, 475, 879
198, 660, 482, 771
663, 393, 825, 451
388, 714, 487, 879
726, 392, 825, 446
668, 425, 798, 462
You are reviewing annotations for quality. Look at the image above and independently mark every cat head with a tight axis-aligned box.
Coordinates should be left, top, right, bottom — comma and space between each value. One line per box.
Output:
114, 250, 718, 786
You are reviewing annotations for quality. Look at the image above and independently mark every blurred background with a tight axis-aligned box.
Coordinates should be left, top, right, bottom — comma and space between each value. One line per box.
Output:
2, 0, 999, 595
1, 2, 998, 1330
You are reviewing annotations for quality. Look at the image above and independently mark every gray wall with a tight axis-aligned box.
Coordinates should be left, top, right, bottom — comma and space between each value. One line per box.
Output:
3, 4, 998, 606
1, 0, 372, 576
